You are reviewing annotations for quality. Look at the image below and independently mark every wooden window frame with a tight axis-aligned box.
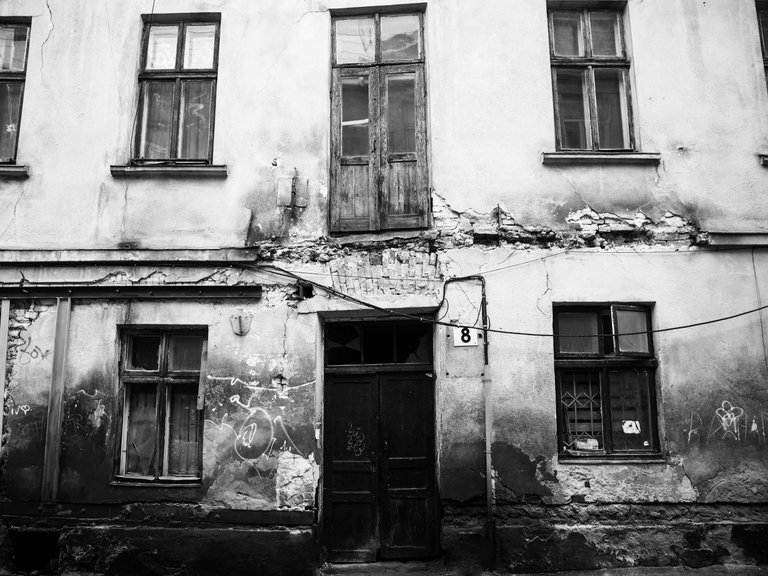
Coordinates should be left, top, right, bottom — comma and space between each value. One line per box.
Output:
758, 4, 768, 88
553, 303, 660, 460
0, 19, 31, 165
115, 327, 207, 484
330, 9, 429, 234
548, 7, 636, 152
132, 14, 221, 166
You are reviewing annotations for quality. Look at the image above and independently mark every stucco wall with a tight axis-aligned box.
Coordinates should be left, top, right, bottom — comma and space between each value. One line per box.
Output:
0, 0, 767, 251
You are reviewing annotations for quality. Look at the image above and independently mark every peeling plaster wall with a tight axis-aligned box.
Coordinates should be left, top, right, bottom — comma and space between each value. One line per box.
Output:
1, 0, 767, 250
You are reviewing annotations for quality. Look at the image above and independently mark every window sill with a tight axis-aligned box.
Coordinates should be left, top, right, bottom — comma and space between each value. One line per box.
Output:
558, 455, 666, 465
0, 164, 30, 179
542, 152, 661, 166
110, 164, 228, 178
111, 475, 201, 487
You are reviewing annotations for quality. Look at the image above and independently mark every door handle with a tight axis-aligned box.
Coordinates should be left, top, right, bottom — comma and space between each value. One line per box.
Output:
371, 451, 377, 472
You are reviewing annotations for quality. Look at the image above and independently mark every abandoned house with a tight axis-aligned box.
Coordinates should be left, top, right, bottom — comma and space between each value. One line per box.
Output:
1, 0, 768, 574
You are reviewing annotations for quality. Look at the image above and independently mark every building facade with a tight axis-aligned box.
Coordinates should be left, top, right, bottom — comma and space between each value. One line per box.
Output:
0, 0, 767, 573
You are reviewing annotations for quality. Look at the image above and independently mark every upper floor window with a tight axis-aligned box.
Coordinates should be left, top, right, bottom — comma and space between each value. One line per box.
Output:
548, 8, 633, 151
118, 329, 206, 482
134, 15, 220, 164
553, 304, 659, 459
330, 10, 428, 233
0, 22, 30, 163
758, 4, 768, 91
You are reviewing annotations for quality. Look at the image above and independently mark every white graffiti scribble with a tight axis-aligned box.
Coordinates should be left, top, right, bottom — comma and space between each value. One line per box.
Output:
345, 423, 366, 456
709, 400, 744, 441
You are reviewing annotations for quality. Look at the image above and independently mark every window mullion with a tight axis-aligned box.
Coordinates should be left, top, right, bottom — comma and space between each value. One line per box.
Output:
170, 79, 182, 159
601, 367, 613, 453
162, 379, 171, 476
586, 66, 599, 150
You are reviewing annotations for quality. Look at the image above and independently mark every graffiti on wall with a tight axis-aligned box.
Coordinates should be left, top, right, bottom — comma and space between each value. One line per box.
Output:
205, 375, 313, 475
16, 335, 51, 365
686, 400, 768, 448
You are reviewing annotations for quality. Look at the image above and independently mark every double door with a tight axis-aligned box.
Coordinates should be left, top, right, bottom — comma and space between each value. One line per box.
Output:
323, 371, 437, 562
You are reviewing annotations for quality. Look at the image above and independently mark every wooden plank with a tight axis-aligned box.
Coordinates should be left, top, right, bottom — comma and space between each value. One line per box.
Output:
0, 300, 10, 447
41, 297, 71, 503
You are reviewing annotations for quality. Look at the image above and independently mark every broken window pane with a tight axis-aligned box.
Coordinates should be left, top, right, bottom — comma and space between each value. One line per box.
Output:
167, 385, 199, 475
557, 312, 599, 355
556, 69, 591, 149
335, 18, 375, 64
609, 369, 653, 451
0, 26, 28, 72
387, 73, 416, 153
326, 324, 362, 365
129, 335, 161, 370
594, 68, 629, 149
342, 76, 369, 156
590, 12, 621, 57
125, 383, 158, 475
183, 24, 216, 69
146, 25, 179, 70
559, 371, 603, 451
552, 12, 584, 57
139, 81, 175, 159
381, 15, 420, 61
0, 83, 23, 162
177, 80, 213, 159
168, 335, 203, 371
396, 323, 431, 363
615, 308, 649, 354
363, 324, 395, 364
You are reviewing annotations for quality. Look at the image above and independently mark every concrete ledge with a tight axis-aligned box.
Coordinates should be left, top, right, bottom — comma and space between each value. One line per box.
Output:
542, 152, 661, 166
110, 164, 228, 178
0, 164, 30, 178
708, 232, 768, 246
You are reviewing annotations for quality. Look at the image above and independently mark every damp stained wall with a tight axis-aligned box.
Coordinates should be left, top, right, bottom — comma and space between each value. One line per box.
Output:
0, 0, 767, 251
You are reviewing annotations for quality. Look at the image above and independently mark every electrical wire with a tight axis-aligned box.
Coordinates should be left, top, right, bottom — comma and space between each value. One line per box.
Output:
237, 262, 768, 339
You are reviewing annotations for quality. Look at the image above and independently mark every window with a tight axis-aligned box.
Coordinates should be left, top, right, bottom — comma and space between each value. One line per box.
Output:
553, 304, 659, 458
0, 22, 30, 163
134, 15, 219, 164
330, 10, 428, 233
548, 8, 633, 151
758, 4, 768, 92
118, 329, 206, 481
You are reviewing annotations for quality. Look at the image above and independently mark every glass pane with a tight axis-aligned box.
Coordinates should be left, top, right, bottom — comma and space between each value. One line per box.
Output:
557, 312, 599, 354
556, 69, 591, 149
590, 12, 621, 57
396, 323, 431, 363
342, 76, 369, 156
761, 12, 768, 58
129, 335, 161, 370
167, 385, 199, 476
146, 25, 179, 70
559, 371, 603, 451
387, 73, 416, 153
552, 12, 584, 56
335, 18, 375, 64
139, 81, 175, 159
177, 80, 213, 159
326, 324, 361, 365
594, 68, 630, 149
609, 370, 654, 451
168, 335, 204, 371
363, 324, 394, 364
381, 15, 420, 61
125, 383, 158, 475
615, 309, 649, 354
0, 26, 28, 71
0, 83, 22, 162
183, 24, 216, 69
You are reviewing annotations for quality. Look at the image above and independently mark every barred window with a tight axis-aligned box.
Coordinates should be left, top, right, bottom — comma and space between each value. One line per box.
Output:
553, 304, 659, 459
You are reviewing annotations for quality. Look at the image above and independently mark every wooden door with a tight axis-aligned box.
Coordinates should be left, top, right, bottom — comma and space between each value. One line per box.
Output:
323, 371, 436, 562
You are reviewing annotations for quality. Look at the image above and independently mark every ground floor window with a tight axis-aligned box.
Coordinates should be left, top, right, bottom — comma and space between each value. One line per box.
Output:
118, 328, 206, 481
553, 304, 659, 458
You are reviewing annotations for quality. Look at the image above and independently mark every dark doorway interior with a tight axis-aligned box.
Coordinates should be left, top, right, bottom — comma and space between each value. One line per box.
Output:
322, 321, 437, 562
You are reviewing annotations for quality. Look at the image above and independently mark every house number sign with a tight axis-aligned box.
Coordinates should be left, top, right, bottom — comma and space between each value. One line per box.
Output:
453, 326, 479, 347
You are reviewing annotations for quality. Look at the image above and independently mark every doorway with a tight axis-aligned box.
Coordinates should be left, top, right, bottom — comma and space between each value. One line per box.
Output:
322, 320, 437, 562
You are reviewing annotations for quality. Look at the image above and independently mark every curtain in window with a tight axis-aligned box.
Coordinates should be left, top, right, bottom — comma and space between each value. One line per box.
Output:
0, 83, 21, 162
177, 80, 213, 159
168, 386, 199, 476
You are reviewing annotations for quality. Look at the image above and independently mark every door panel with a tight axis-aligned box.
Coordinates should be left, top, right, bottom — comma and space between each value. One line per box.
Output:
323, 374, 379, 562
379, 372, 436, 559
